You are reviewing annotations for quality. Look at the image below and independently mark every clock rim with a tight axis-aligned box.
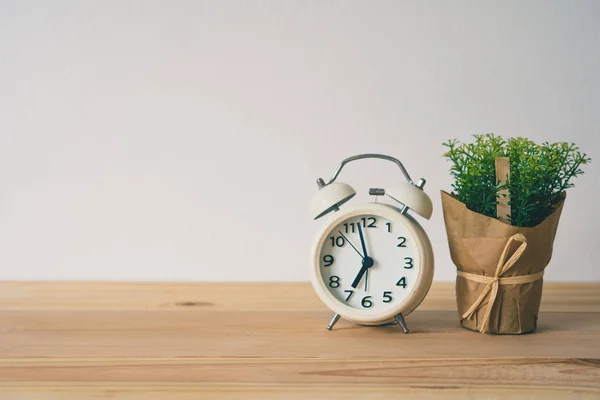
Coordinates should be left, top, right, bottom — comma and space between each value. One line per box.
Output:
310, 202, 434, 325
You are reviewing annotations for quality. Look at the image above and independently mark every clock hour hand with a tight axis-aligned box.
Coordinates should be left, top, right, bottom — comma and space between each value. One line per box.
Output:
351, 256, 374, 289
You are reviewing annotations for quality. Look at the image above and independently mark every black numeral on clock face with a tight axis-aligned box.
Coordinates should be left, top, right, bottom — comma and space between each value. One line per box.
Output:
361, 217, 377, 228
396, 277, 407, 288
329, 236, 345, 247
344, 290, 354, 301
383, 291, 393, 303
343, 223, 356, 233
404, 257, 413, 269
397, 236, 407, 247
361, 296, 373, 308
322, 255, 334, 267
329, 275, 340, 288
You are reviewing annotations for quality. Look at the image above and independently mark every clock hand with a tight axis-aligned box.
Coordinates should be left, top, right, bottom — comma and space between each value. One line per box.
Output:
357, 224, 368, 258
338, 227, 371, 289
351, 256, 374, 289
352, 223, 373, 290
337, 231, 364, 259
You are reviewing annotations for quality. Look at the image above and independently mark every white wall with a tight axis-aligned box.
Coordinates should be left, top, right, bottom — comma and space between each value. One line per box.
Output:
1, 0, 598, 282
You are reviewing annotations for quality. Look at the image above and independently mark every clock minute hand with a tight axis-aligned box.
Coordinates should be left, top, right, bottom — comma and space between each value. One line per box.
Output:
357, 224, 368, 258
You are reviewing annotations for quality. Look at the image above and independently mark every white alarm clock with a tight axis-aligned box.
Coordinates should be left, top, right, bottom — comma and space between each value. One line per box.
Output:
310, 154, 434, 333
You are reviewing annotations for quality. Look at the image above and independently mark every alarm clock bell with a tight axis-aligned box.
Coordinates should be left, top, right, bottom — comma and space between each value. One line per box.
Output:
310, 182, 356, 220
386, 180, 433, 220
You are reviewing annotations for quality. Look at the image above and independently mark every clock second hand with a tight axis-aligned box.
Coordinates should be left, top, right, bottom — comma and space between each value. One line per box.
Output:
337, 231, 364, 259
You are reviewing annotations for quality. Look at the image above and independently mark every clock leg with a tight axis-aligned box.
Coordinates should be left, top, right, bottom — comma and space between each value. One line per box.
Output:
394, 313, 410, 334
326, 313, 341, 331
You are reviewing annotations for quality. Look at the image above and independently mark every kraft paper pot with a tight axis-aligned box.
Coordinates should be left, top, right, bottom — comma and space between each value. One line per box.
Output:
441, 191, 565, 334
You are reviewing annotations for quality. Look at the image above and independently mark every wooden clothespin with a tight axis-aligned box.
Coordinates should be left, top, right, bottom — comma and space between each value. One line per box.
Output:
495, 157, 511, 224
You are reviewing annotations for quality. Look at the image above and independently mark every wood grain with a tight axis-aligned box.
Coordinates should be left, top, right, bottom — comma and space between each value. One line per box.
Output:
0, 282, 598, 399
0, 281, 597, 311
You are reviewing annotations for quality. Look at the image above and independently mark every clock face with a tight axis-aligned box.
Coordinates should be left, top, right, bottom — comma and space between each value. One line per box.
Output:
318, 213, 420, 314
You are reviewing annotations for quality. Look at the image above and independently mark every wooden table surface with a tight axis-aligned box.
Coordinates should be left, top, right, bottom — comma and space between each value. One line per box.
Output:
0, 281, 599, 399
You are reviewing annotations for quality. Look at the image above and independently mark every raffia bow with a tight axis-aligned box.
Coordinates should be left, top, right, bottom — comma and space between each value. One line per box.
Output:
457, 233, 544, 333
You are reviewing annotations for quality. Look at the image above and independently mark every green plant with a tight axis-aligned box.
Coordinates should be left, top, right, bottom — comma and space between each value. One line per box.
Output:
443, 134, 590, 227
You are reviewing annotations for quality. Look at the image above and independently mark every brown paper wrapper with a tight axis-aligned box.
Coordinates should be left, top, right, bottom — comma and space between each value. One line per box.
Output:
441, 191, 565, 334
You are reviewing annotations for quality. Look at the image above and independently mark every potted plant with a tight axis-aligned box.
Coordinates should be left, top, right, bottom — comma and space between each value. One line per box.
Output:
441, 134, 590, 334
